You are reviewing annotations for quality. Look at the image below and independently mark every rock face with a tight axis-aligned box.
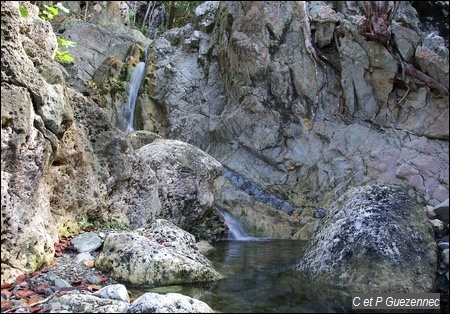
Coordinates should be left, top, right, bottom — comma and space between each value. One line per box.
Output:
95, 219, 222, 286
1, 1, 71, 282
144, 0, 448, 215
0, 1, 223, 284
296, 185, 437, 294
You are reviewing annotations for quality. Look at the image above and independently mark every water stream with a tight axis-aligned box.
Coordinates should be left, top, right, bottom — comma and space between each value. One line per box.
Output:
217, 208, 259, 241
125, 46, 149, 132
126, 210, 335, 312
125, 62, 146, 132
127, 238, 332, 313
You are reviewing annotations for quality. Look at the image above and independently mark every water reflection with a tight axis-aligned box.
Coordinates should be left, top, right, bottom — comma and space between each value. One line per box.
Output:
128, 239, 332, 313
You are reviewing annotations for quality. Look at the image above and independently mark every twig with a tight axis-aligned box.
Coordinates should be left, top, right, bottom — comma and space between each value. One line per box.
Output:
84, 2, 88, 22
397, 84, 410, 105
402, 61, 449, 96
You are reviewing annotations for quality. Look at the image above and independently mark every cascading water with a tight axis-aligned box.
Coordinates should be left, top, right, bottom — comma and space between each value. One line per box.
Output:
125, 46, 149, 132
217, 208, 259, 241
125, 62, 146, 132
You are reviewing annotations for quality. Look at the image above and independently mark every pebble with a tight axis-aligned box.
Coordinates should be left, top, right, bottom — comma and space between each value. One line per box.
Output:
313, 208, 326, 219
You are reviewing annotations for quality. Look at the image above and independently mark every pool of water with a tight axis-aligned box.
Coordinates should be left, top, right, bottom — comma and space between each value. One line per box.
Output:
127, 239, 339, 313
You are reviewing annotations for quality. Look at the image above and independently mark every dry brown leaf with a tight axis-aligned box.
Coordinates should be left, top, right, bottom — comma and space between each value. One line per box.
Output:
29, 306, 42, 313
86, 284, 102, 291
15, 274, 27, 284
0, 283, 12, 290
16, 289, 35, 299
1, 301, 13, 309
25, 296, 44, 306
83, 260, 95, 267
36, 283, 50, 294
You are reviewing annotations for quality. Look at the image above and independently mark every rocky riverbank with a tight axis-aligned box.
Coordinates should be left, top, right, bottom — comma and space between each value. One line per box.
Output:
1, 199, 448, 313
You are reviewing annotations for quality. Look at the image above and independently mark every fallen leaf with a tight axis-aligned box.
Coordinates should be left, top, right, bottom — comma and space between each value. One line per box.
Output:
50, 259, 58, 266
15, 274, 27, 284
86, 284, 102, 291
16, 289, 35, 299
25, 296, 44, 306
36, 283, 49, 294
29, 306, 42, 313
83, 260, 95, 267
30, 271, 41, 278
1, 283, 12, 290
1, 301, 13, 309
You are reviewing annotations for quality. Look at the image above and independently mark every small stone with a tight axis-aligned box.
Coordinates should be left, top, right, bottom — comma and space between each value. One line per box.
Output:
431, 219, 444, 232
196, 241, 215, 255
438, 242, 449, 250
74, 252, 95, 264
71, 232, 103, 253
93, 284, 130, 303
425, 206, 436, 219
313, 208, 326, 219
85, 274, 101, 285
53, 278, 71, 288
443, 249, 449, 266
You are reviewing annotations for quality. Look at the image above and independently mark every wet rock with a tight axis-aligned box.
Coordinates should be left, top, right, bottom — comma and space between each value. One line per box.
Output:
196, 240, 216, 255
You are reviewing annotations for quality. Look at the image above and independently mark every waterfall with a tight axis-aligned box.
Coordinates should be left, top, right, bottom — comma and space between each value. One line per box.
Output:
217, 208, 259, 241
125, 61, 146, 132
125, 45, 149, 132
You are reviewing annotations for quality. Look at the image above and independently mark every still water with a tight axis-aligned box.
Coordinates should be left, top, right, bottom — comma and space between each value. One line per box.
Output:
128, 238, 334, 313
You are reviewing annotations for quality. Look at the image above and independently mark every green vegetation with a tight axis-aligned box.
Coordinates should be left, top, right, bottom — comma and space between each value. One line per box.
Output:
55, 37, 76, 63
128, 1, 202, 37
163, 1, 203, 29
19, 2, 76, 64
78, 213, 129, 231
39, 2, 68, 20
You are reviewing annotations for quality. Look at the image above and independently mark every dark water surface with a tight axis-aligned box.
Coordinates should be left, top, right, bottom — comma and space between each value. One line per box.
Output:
128, 239, 334, 313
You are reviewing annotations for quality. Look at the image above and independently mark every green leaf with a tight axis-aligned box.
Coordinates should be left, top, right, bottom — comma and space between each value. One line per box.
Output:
57, 37, 76, 48
55, 50, 74, 63
19, 6, 28, 17
46, 5, 59, 16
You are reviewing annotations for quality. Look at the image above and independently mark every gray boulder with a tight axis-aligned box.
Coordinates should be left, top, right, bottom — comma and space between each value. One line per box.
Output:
297, 185, 436, 295
126, 292, 215, 313
95, 219, 222, 286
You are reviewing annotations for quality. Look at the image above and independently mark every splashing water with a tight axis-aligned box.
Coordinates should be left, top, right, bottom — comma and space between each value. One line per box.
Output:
217, 208, 261, 241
